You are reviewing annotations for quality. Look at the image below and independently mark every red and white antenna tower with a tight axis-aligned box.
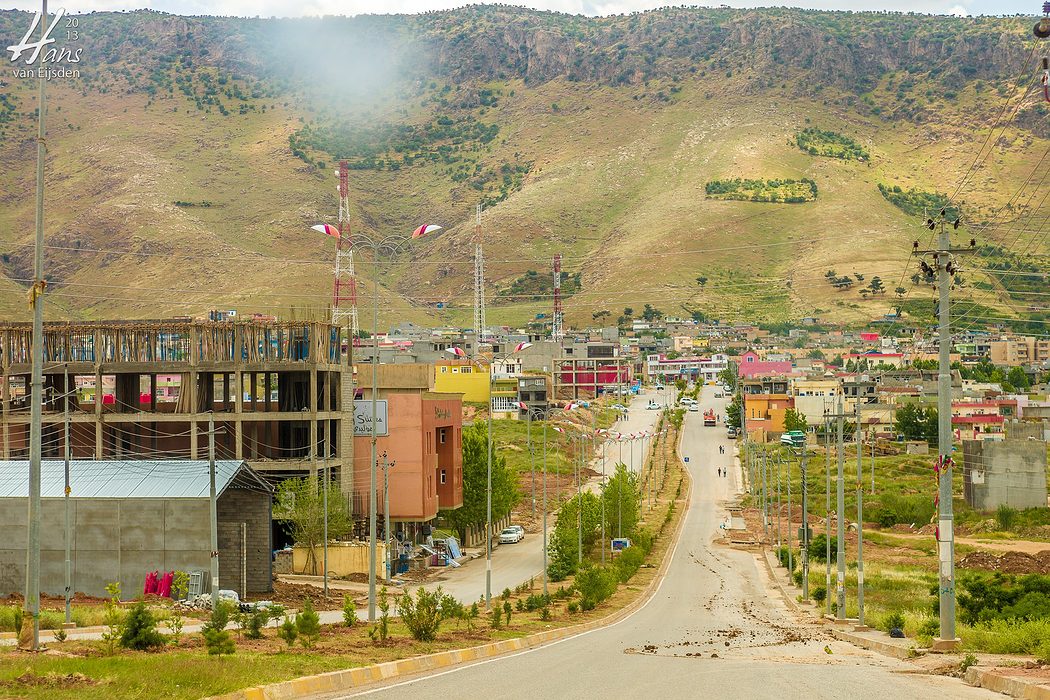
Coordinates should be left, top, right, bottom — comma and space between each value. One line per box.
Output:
552, 253, 564, 342
473, 204, 486, 344
333, 160, 359, 337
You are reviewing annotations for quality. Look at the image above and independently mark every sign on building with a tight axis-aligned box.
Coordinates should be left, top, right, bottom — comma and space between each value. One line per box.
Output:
354, 400, 389, 436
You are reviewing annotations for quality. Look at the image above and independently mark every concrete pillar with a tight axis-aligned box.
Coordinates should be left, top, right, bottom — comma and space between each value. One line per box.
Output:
189, 326, 199, 460
309, 368, 318, 479
2, 370, 9, 460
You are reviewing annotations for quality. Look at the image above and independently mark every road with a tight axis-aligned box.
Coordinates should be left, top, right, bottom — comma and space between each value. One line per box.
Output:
333, 387, 998, 700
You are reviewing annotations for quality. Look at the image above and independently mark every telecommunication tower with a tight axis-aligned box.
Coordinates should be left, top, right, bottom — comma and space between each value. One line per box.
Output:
473, 204, 486, 344
333, 160, 359, 337
552, 254, 564, 342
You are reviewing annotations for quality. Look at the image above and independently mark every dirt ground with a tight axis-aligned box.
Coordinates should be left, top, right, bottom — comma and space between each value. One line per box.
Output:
246, 580, 361, 610
958, 550, 1050, 575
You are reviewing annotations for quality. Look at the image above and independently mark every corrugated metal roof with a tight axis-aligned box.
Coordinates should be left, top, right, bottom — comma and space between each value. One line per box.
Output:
0, 460, 270, 499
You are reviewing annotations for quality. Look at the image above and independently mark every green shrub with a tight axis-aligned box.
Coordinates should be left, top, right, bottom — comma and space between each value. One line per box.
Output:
503, 600, 513, 626
615, 545, 646, 583
515, 599, 525, 613
882, 611, 906, 633
540, 605, 551, 621
167, 610, 184, 644
120, 601, 165, 650
171, 570, 189, 600
575, 565, 618, 611
812, 586, 827, 604
524, 593, 551, 611
962, 618, 1050, 655
792, 569, 805, 586
278, 616, 298, 647
958, 572, 1050, 625
343, 594, 358, 627
502, 588, 512, 601
398, 587, 444, 642
1036, 640, 1050, 665
490, 606, 502, 629
808, 534, 837, 563
296, 598, 321, 649
101, 582, 125, 655
873, 493, 936, 527
244, 606, 268, 640
567, 601, 579, 614
201, 601, 235, 656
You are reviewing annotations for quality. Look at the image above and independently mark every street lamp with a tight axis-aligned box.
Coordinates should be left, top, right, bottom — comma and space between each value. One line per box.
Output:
447, 340, 532, 608
313, 222, 443, 622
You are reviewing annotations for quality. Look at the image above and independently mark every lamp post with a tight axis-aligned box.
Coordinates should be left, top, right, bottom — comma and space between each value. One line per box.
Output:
447, 341, 532, 608
316, 224, 443, 622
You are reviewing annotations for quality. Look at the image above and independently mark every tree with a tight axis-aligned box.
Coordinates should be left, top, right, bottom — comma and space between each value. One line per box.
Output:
783, 408, 808, 433
869, 276, 885, 295
622, 307, 634, 318
806, 349, 825, 360
1007, 366, 1031, 391
602, 463, 640, 542
592, 309, 611, 323
725, 396, 742, 430
895, 286, 907, 298
441, 422, 519, 541
275, 476, 353, 575
717, 365, 737, 389
893, 403, 938, 442
642, 304, 663, 322
696, 276, 708, 287
547, 490, 603, 581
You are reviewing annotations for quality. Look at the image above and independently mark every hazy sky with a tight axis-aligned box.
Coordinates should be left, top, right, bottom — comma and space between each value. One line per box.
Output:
0, 0, 1039, 17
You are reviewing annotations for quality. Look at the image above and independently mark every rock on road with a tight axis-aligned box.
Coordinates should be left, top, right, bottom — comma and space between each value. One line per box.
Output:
330, 388, 998, 700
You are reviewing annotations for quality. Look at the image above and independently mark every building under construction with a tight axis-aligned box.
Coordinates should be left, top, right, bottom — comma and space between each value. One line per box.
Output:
0, 319, 353, 493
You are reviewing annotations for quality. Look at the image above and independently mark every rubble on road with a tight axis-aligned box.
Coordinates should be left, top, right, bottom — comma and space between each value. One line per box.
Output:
958, 550, 1050, 575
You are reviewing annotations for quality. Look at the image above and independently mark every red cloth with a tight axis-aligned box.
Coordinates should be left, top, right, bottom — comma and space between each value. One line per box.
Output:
158, 571, 173, 598
143, 571, 159, 595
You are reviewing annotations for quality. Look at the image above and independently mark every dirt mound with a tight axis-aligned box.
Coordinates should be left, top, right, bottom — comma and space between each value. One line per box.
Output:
4, 671, 96, 689
958, 551, 1050, 575
253, 580, 347, 610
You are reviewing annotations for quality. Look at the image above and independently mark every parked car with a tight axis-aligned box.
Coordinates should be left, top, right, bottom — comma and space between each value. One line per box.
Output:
726, 427, 737, 438
780, 430, 806, 448
610, 403, 628, 412
655, 384, 665, 391
509, 525, 525, 538
714, 392, 722, 398
499, 527, 524, 544
647, 401, 661, 410
688, 404, 699, 412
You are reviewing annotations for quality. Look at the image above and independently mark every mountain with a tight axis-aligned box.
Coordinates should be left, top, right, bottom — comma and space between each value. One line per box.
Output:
0, 6, 1047, 331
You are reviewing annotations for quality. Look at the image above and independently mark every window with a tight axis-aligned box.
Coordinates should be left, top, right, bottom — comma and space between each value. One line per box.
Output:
440, 366, 448, 374
439, 428, 447, 444
440, 469, 446, 484
461, 366, 471, 374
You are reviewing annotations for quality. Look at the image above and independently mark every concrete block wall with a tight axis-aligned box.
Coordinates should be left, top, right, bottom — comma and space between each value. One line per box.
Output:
0, 490, 272, 598
217, 487, 272, 594
963, 439, 1048, 511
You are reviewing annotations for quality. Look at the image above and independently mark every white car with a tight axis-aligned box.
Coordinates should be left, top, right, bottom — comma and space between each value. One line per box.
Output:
654, 385, 665, 391
610, 403, 628, 412
499, 527, 524, 544
647, 401, 661, 410
688, 404, 699, 412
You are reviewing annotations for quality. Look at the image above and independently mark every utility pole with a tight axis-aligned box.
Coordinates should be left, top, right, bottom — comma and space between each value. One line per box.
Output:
855, 391, 865, 628
322, 438, 328, 598
576, 435, 583, 564
786, 449, 792, 574
799, 444, 809, 601
870, 434, 876, 496
382, 454, 393, 585
776, 451, 782, 549
63, 364, 71, 625
824, 409, 832, 617
209, 413, 219, 609
915, 212, 972, 649
21, 0, 49, 652
527, 408, 535, 520
762, 449, 769, 540
836, 394, 846, 620
542, 417, 549, 596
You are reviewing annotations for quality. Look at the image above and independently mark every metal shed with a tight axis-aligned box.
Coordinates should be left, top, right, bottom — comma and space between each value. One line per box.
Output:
0, 460, 273, 599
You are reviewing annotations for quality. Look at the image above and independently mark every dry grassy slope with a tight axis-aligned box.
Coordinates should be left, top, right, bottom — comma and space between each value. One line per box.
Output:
0, 68, 1044, 328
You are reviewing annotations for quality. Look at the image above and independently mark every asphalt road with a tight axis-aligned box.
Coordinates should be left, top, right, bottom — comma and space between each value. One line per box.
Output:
334, 386, 998, 700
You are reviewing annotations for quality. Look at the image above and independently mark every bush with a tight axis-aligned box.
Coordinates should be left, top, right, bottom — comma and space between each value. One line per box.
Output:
812, 586, 827, 604
244, 606, 268, 640
882, 611, 906, 635
575, 565, 618, 611
202, 601, 235, 656
343, 594, 358, 627
503, 600, 513, 626
101, 582, 125, 655
502, 588, 512, 601
567, 601, 579, 614
873, 493, 936, 527
296, 598, 321, 649
958, 572, 1050, 625
615, 546, 646, 583
775, 546, 791, 569
792, 569, 805, 587
524, 593, 551, 611
540, 605, 551, 621
490, 607, 502, 629
120, 601, 165, 650
398, 587, 444, 642
278, 616, 298, 647
808, 534, 837, 563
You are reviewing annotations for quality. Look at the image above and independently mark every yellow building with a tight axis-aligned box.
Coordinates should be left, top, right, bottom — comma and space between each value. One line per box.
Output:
434, 360, 491, 403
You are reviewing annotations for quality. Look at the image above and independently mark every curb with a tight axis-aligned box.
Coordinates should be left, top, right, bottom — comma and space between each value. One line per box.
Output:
207, 443, 693, 700
965, 667, 1050, 700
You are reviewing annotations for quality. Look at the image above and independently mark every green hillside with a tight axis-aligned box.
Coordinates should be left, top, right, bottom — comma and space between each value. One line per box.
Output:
0, 6, 1046, 330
